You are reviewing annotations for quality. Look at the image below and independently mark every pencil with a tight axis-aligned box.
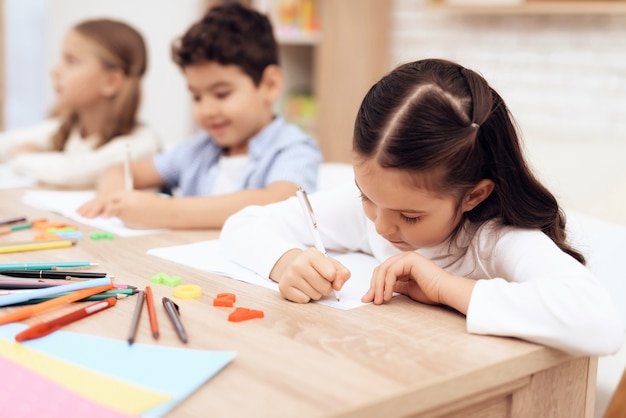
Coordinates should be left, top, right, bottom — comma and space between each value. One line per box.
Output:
124, 140, 134, 191
15, 291, 132, 306
145, 286, 159, 339
0, 270, 108, 279
296, 187, 341, 301
0, 239, 77, 254
15, 297, 118, 342
0, 216, 26, 226
0, 280, 113, 324
128, 290, 145, 345
0, 261, 97, 271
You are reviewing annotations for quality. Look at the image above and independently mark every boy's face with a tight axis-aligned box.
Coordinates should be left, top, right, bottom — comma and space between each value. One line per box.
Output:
184, 61, 279, 156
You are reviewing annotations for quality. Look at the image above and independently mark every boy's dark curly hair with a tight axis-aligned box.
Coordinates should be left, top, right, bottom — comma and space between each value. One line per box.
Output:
172, 2, 278, 86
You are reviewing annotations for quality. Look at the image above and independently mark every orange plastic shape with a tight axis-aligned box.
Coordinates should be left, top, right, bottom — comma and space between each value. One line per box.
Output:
34, 233, 62, 241
213, 293, 236, 307
33, 221, 71, 231
228, 307, 264, 322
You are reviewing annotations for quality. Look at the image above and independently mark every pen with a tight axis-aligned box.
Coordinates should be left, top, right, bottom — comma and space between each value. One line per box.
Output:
0, 270, 108, 279
14, 297, 117, 342
124, 141, 134, 191
127, 290, 145, 345
0, 280, 113, 324
0, 276, 113, 308
162, 297, 188, 343
0, 261, 98, 271
145, 286, 159, 339
295, 187, 340, 301
0, 239, 77, 254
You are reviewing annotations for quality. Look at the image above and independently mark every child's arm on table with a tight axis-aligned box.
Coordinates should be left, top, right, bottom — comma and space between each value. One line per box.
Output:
77, 158, 164, 217
84, 180, 300, 229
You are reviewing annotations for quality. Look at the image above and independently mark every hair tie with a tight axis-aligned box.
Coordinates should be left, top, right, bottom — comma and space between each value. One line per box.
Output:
471, 123, 479, 129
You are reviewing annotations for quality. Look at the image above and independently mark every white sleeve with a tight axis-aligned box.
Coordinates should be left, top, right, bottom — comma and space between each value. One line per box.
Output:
467, 227, 624, 356
220, 183, 371, 278
9, 126, 160, 187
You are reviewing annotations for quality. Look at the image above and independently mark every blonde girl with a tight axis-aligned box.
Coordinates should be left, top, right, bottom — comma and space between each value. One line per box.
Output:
0, 19, 160, 186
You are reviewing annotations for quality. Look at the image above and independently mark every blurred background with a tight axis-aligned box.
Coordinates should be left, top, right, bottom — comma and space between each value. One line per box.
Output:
1, 1, 625, 414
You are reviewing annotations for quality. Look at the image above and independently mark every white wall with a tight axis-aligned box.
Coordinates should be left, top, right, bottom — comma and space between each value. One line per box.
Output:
390, 0, 626, 226
4, 0, 206, 149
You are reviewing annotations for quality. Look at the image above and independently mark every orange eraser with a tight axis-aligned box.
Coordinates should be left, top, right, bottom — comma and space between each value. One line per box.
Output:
228, 307, 264, 322
213, 293, 236, 307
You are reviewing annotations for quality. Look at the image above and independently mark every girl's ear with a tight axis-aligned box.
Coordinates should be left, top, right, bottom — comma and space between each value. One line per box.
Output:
100, 68, 125, 98
462, 179, 494, 212
260, 64, 283, 104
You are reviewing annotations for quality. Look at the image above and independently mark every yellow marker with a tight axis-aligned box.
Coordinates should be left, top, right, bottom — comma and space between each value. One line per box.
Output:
0, 239, 76, 254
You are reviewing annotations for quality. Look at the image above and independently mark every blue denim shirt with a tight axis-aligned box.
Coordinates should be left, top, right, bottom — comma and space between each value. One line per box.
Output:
153, 117, 322, 196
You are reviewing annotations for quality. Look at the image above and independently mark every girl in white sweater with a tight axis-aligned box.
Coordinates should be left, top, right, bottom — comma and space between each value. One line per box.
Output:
220, 59, 623, 356
0, 19, 160, 187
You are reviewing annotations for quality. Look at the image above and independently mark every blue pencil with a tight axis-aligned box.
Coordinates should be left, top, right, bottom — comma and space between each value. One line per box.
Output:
0, 261, 97, 271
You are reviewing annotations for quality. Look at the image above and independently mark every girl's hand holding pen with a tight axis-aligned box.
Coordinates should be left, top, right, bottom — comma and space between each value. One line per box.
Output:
361, 252, 475, 315
271, 248, 351, 304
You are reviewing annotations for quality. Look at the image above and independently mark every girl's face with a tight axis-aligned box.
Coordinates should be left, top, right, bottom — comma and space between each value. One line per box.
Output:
354, 157, 463, 251
183, 61, 278, 156
51, 30, 116, 111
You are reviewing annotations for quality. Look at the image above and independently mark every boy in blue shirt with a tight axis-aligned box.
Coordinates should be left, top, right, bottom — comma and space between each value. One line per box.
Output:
78, 3, 322, 229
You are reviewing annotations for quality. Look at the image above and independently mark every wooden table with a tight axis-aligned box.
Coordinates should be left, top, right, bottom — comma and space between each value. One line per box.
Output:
0, 188, 596, 418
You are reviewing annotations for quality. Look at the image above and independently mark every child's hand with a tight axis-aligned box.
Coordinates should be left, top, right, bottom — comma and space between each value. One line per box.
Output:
78, 191, 170, 229
362, 252, 475, 314
274, 248, 351, 303
362, 252, 447, 305
77, 194, 111, 219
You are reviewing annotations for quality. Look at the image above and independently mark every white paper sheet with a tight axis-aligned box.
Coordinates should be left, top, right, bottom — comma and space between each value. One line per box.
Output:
21, 190, 167, 237
148, 239, 381, 310
0, 163, 37, 189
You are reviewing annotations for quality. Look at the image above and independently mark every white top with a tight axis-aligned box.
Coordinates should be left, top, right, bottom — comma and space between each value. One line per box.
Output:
0, 119, 161, 187
211, 154, 251, 195
220, 182, 624, 356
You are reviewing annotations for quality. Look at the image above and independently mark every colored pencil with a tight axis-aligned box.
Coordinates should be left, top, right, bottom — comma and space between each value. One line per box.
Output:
0, 261, 97, 271
0, 282, 113, 325
0, 277, 112, 308
15, 297, 118, 342
0, 239, 77, 254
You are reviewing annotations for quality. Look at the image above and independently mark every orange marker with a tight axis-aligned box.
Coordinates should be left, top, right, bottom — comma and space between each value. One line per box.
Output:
0, 282, 113, 325
145, 286, 159, 339
15, 297, 117, 342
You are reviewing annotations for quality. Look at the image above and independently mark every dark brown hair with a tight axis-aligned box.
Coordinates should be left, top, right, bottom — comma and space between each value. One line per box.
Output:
171, 2, 278, 86
51, 19, 147, 151
353, 59, 584, 264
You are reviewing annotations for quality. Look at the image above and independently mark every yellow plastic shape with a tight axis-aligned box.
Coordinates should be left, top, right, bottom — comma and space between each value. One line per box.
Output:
173, 284, 202, 299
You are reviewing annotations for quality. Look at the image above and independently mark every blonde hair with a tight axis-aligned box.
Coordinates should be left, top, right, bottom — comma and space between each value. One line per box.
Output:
51, 19, 147, 151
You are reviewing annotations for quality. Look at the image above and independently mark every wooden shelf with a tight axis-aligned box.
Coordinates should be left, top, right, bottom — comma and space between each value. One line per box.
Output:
426, 0, 626, 14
